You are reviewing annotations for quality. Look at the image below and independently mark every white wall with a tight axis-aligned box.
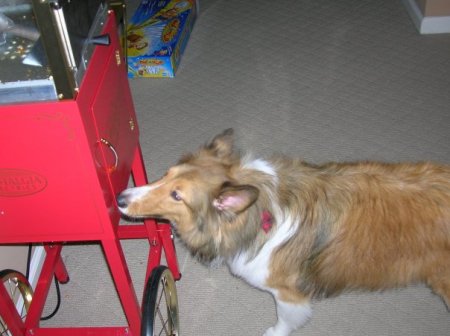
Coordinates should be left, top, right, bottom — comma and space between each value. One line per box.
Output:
0, 245, 29, 274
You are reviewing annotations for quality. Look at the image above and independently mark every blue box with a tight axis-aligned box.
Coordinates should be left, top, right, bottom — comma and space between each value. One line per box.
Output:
127, 0, 197, 78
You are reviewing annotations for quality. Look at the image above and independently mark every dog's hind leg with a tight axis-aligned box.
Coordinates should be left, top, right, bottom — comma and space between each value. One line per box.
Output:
425, 256, 450, 310
263, 294, 312, 336
428, 279, 450, 310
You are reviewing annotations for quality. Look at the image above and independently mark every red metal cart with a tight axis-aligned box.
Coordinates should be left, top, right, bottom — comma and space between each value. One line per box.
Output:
0, 5, 180, 336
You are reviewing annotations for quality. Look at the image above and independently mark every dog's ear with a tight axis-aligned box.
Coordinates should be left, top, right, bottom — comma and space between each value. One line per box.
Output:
207, 128, 234, 159
213, 184, 259, 214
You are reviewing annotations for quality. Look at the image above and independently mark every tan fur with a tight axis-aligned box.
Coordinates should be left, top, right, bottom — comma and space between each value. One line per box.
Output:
266, 160, 450, 305
118, 129, 450, 334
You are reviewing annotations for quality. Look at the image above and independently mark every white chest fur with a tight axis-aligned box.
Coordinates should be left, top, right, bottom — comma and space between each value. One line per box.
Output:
227, 214, 298, 292
227, 158, 298, 291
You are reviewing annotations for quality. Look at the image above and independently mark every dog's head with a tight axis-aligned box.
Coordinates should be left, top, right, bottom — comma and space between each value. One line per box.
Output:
117, 129, 260, 263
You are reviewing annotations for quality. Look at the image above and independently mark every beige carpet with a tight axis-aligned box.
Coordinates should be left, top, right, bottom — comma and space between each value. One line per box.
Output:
42, 0, 450, 335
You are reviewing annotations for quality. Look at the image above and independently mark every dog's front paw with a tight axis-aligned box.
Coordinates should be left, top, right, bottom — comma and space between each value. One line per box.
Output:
263, 327, 286, 336
263, 327, 276, 336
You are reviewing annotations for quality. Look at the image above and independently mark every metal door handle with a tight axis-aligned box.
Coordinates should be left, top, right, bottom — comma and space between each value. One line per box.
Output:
99, 138, 118, 173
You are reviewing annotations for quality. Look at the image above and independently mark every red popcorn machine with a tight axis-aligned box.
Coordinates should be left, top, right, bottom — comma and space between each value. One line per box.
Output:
0, 1, 180, 335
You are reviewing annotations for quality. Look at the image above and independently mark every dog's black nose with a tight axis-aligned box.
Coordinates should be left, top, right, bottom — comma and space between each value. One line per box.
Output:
116, 194, 128, 209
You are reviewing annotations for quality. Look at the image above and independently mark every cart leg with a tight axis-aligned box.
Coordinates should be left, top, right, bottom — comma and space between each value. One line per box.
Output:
25, 244, 63, 329
144, 219, 163, 282
159, 223, 181, 280
52, 246, 69, 284
0, 277, 26, 336
132, 145, 181, 277
102, 238, 141, 336
131, 145, 148, 186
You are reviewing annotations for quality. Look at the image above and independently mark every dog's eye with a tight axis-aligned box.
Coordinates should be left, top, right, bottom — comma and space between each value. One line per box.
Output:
170, 190, 182, 201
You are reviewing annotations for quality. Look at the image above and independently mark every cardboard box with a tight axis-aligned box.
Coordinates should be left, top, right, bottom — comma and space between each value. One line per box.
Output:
127, 0, 197, 78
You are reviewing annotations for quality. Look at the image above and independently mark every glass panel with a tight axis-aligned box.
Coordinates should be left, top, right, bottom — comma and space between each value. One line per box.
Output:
0, 0, 56, 104
60, 0, 104, 68
0, 0, 113, 104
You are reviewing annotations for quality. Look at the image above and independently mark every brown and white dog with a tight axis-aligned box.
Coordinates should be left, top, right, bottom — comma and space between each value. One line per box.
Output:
118, 129, 450, 336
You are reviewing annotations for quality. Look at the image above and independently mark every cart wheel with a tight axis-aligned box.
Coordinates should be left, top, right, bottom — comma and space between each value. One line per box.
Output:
0, 269, 33, 336
141, 266, 179, 336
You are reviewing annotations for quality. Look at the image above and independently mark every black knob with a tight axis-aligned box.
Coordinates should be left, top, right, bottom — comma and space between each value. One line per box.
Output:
90, 34, 110, 46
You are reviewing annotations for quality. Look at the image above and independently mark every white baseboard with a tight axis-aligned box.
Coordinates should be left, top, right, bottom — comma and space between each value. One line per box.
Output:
402, 0, 450, 34
10, 246, 45, 317
29, 245, 45, 289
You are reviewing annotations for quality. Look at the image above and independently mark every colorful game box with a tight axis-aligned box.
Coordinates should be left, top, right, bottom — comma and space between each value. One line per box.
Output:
127, 0, 197, 78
